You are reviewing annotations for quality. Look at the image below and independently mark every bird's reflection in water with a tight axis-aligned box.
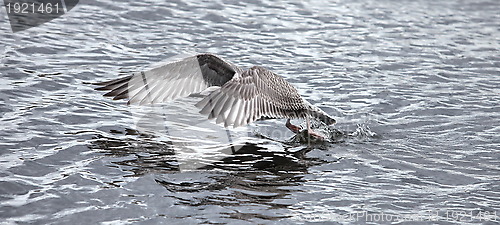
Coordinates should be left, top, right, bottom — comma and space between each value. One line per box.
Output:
91, 129, 180, 175
90, 129, 329, 175
90, 128, 339, 218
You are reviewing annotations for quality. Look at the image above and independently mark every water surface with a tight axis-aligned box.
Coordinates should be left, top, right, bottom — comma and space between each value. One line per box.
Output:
0, 0, 499, 224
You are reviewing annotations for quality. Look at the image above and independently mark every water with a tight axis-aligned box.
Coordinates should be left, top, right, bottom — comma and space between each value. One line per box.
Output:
1, 0, 499, 224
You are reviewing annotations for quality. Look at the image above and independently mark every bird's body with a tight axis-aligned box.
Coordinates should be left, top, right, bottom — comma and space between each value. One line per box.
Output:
94, 53, 335, 137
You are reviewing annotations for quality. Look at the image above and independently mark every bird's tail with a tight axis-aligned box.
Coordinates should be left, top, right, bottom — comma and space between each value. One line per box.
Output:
307, 104, 336, 125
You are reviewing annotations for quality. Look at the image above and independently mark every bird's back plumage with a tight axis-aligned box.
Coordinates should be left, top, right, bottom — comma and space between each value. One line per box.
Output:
94, 53, 335, 128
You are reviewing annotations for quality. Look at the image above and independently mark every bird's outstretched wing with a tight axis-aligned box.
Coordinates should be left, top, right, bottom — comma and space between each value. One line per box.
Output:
196, 66, 316, 128
94, 53, 242, 105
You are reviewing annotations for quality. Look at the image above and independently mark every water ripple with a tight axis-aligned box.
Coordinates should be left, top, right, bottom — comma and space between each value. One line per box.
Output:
1, 0, 499, 224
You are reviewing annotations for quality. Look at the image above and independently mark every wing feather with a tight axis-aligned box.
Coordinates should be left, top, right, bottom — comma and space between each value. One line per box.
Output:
94, 53, 241, 105
95, 55, 336, 127
195, 66, 313, 128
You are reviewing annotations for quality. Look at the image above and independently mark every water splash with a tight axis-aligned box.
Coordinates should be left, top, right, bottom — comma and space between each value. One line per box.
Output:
348, 124, 378, 139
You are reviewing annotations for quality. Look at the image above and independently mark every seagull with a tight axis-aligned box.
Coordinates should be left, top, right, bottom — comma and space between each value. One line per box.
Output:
94, 53, 336, 138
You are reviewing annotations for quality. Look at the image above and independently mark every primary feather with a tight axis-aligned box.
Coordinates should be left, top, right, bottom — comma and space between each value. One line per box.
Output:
94, 53, 336, 128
